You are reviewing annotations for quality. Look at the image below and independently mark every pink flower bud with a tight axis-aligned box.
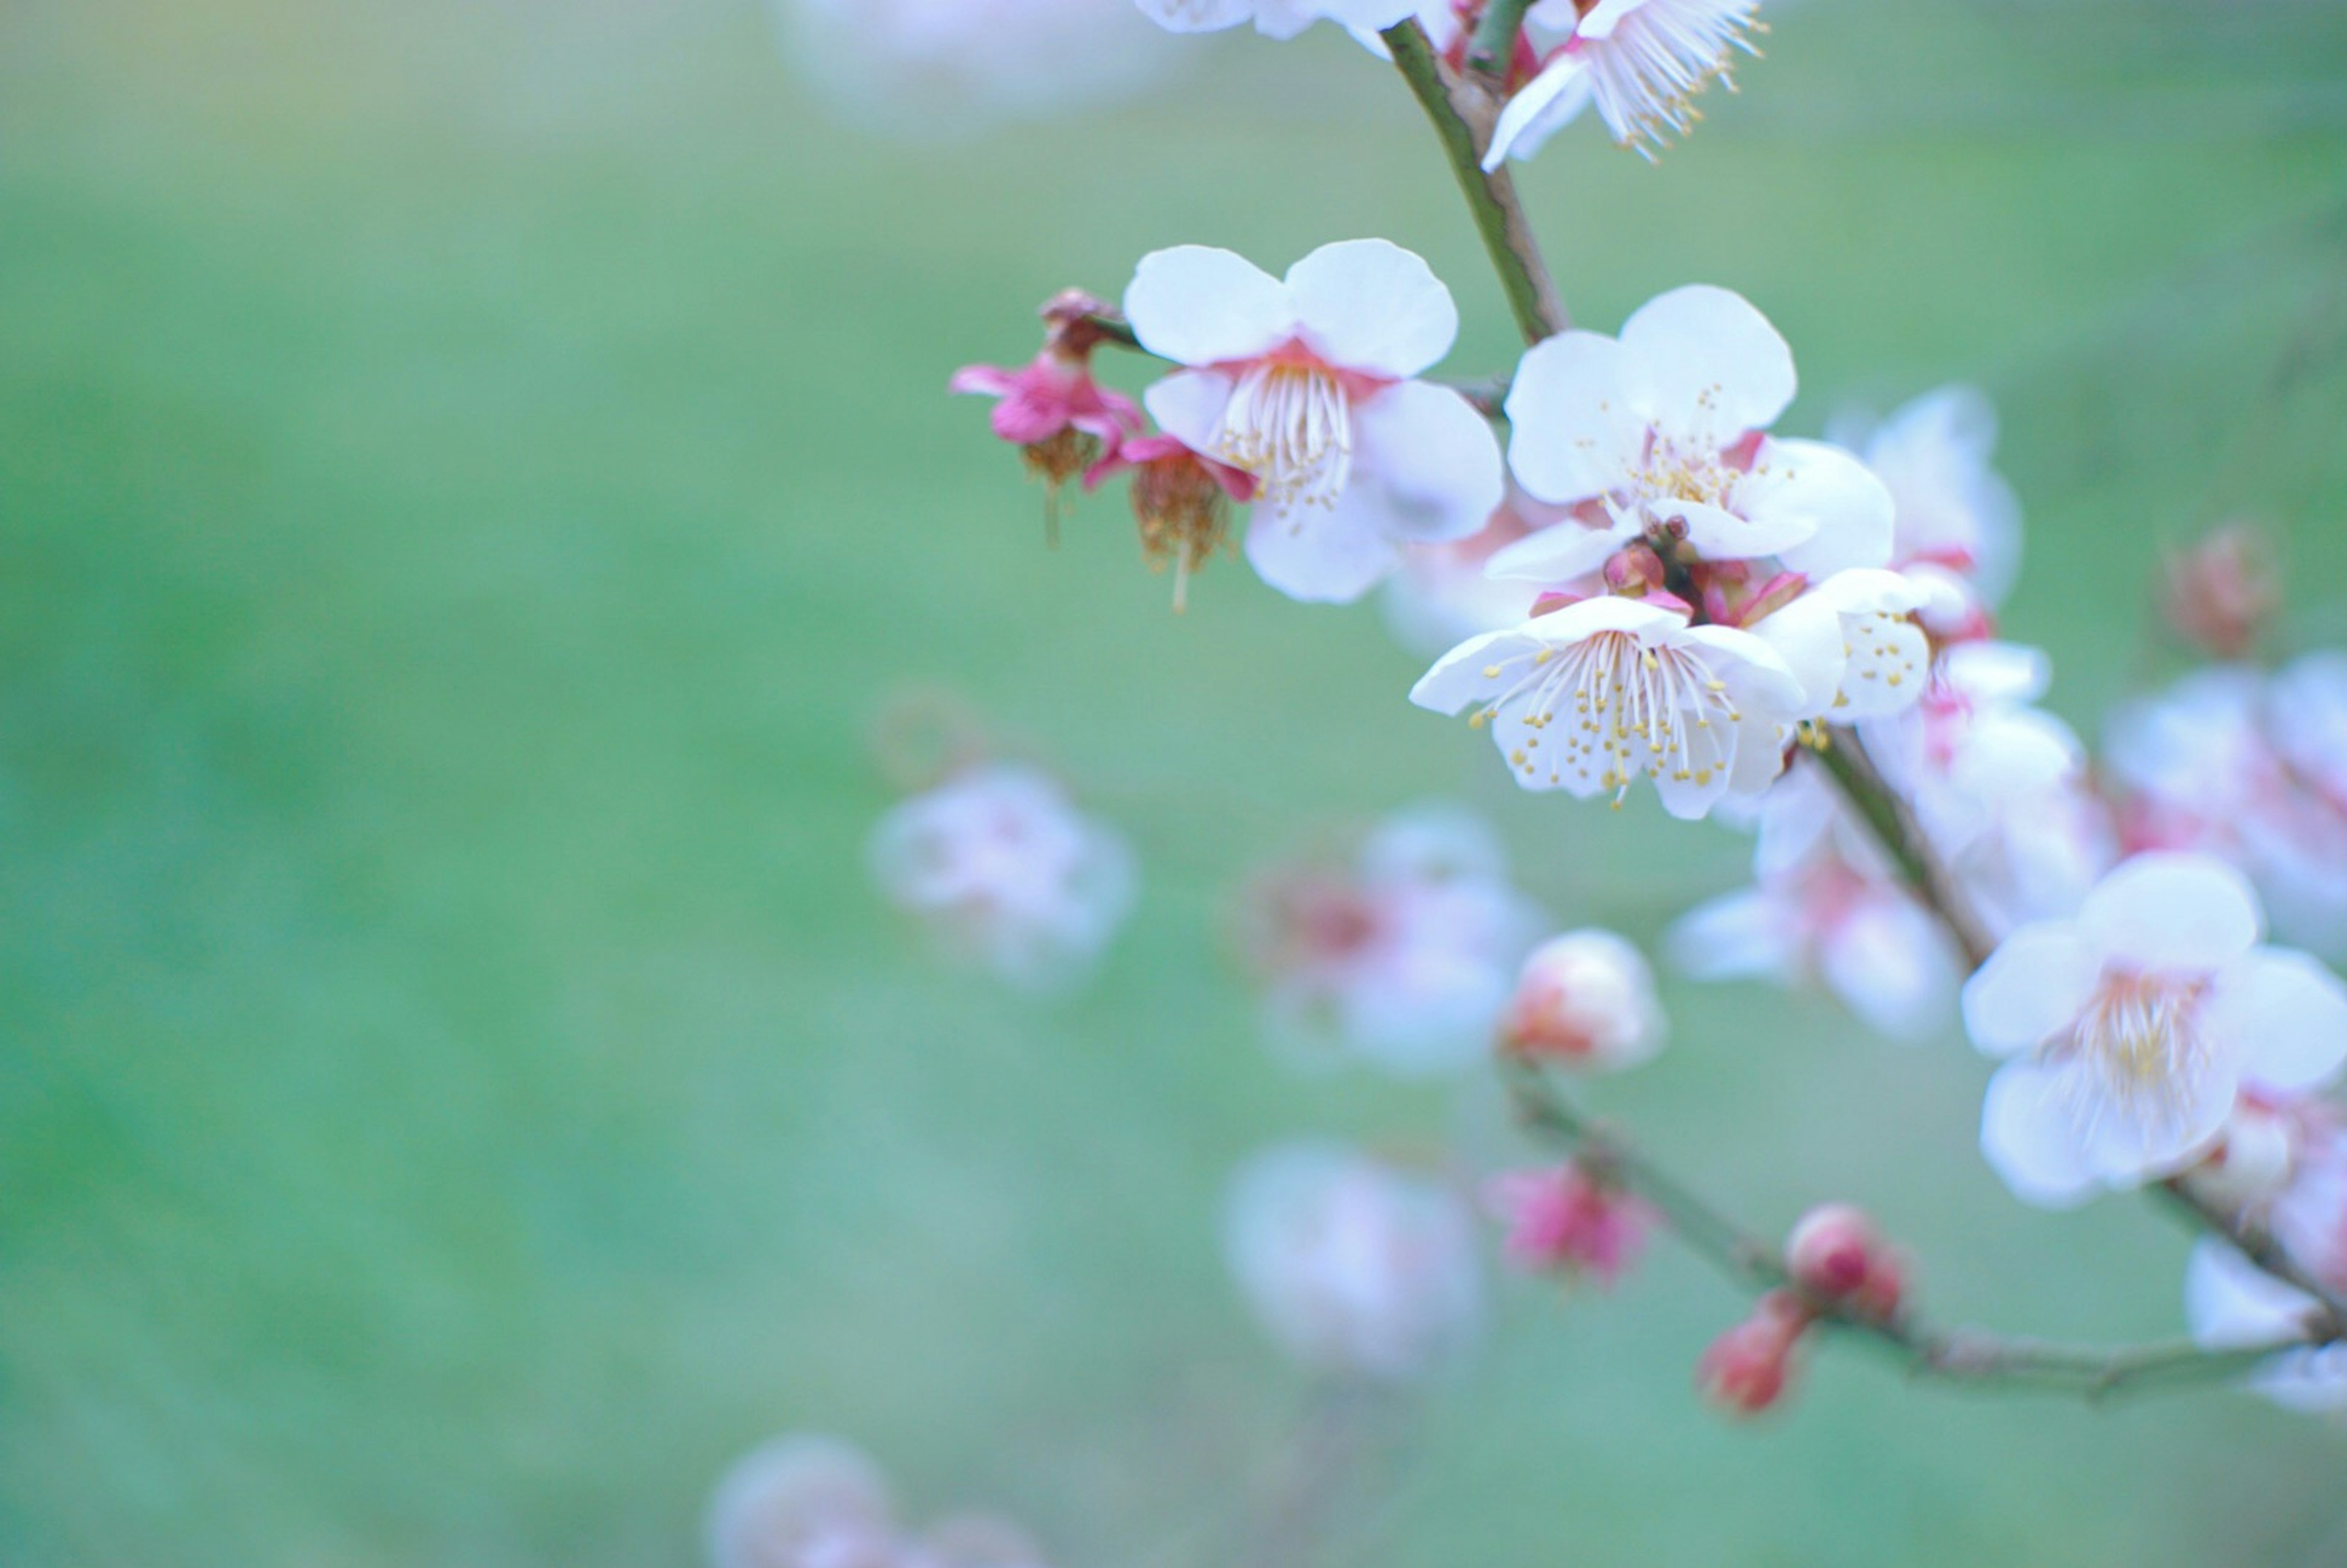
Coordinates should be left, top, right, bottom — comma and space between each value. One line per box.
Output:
1483, 1162, 1652, 1284
1783, 1203, 1907, 1320
1697, 1291, 1810, 1418
2160, 521, 2279, 661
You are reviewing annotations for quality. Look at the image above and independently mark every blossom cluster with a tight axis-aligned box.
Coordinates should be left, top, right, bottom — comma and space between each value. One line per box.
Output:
919, 0, 2347, 1438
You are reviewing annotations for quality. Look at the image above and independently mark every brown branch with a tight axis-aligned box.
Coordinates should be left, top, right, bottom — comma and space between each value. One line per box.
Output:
1810, 727, 1996, 969
1508, 1064, 2334, 1402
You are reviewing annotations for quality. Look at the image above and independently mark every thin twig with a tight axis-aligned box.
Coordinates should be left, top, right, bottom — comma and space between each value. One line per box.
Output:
1379, 20, 1567, 345
1810, 728, 1996, 969
1507, 1064, 2333, 1402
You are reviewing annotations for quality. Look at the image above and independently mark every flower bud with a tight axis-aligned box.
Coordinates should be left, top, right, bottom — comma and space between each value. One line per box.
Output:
1499, 929, 1667, 1070
2181, 1099, 2298, 1216
2159, 521, 2279, 661
1696, 1292, 1810, 1418
1783, 1203, 1906, 1320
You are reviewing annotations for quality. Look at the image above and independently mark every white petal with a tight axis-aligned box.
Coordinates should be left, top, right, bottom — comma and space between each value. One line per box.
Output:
1504, 331, 1640, 504
1575, 0, 1647, 38
1678, 623, 1808, 719
1746, 593, 1845, 721
2186, 1238, 2318, 1349
1820, 896, 1960, 1042
1980, 1060, 2103, 1209
2079, 852, 2263, 972
1484, 515, 1637, 583
2213, 948, 2347, 1093
1125, 245, 1292, 366
1348, 379, 1505, 543
1667, 887, 1800, 981
1832, 612, 1930, 721
1286, 240, 1460, 381
1316, 0, 1425, 29
1755, 439, 1897, 577
1142, 368, 1237, 453
1244, 486, 1405, 604
1533, 592, 1687, 642
1943, 639, 2051, 706
1618, 285, 1796, 443
1409, 629, 1541, 714
1483, 53, 1592, 169
1662, 497, 1816, 562
1132, 0, 1258, 31
1960, 921, 2099, 1057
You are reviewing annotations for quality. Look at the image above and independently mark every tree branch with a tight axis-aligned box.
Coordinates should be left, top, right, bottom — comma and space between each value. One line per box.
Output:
1810, 727, 1996, 970
1465, 0, 1534, 82
1379, 20, 1567, 345
1507, 1064, 2334, 1402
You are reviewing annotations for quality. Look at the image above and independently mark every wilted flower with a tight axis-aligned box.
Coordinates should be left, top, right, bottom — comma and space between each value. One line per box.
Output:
1242, 805, 1546, 1075
1224, 1141, 1485, 1382
1086, 433, 1256, 610
952, 292, 1144, 538
869, 762, 1137, 991
1124, 240, 1503, 602
1963, 852, 2347, 1207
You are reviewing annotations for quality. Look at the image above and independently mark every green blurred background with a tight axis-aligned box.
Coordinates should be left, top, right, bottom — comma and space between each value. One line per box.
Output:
5, 0, 2347, 1562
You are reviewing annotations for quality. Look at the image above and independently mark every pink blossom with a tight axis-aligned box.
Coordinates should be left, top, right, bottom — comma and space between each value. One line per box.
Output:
1484, 1163, 1652, 1283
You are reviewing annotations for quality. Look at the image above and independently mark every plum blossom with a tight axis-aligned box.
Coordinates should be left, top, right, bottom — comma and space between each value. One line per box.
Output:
708, 1435, 1055, 1568
952, 292, 1142, 533
1500, 928, 1669, 1067
1962, 852, 2347, 1207
779, 0, 1170, 134
1136, 0, 1420, 38
1494, 287, 1893, 600
1783, 1204, 1906, 1321
1830, 385, 2022, 633
1224, 1141, 1484, 1381
1241, 805, 1546, 1075
1084, 433, 1256, 611
2184, 1241, 2347, 1417
1410, 594, 1807, 818
1123, 240, 1503, 602
1485, 1162, 1652, 1283
1667, 767, 1963, 1041
2109, 656, 2347, 958
869, 763, 1137, 991
1486, 0, 1766, 164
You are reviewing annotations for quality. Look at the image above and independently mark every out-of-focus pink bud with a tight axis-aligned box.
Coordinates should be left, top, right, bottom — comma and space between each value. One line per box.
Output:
2159, 521, 2279, 661
1483, 1162, 1652, 1284
1785, 1204, 1876, 1299
1783, 1203, 1908, 1321
1499, 929, 1667, 1070
1697, 1291, 1810, 1417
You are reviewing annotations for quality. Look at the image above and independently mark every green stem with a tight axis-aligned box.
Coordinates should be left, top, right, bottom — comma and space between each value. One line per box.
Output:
1812, 728, 1996, 969
1466, 0, 1534, 81
1380, 20, 1567, 345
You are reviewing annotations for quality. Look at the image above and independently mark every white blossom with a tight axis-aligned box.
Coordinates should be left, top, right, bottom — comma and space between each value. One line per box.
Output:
1411, 593, 1807, 819
1963, 852, 2347, 1207
1224, 1141, 1483, 1382
869, 763, 1136, 991
1486, 0, 1766, 163
1126, 240, 1504, 602
2184, 1241, 2347, 1417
